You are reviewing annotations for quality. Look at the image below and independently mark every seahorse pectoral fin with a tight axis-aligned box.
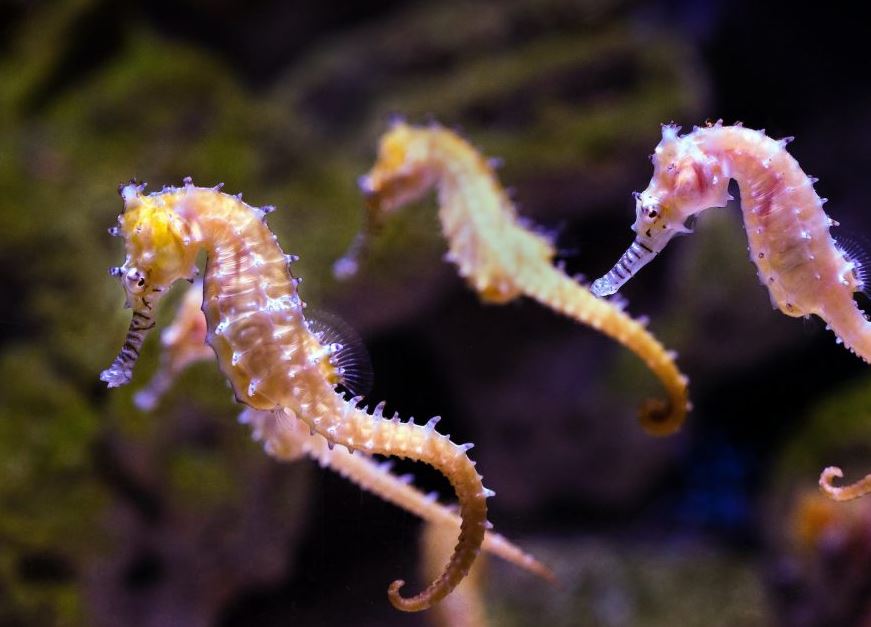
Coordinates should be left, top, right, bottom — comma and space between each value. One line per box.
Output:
591, 237, 660, 297
100, 308, 157, 387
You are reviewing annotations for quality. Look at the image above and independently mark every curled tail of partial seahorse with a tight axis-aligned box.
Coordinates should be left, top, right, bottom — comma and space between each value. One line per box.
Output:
819, 466, 871, 501
816, 296, 871, 502
515, 264, 690, 436
816, 293, 871, 502
307, 398, 490, 611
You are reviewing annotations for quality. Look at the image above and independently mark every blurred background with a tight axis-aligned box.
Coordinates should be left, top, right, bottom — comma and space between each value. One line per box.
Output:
2, 0, 871, 625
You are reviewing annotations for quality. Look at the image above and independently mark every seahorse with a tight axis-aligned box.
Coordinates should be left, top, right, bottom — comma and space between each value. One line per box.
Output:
136, 279, 554, 581
334, 120, 690, 436
100, 179, 491, 611
589, 120, 871, 500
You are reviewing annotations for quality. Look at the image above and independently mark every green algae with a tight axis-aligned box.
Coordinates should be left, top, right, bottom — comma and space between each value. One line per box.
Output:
487, 537, 766, 627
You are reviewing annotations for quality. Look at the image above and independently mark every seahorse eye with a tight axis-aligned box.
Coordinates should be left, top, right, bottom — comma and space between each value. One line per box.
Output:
641, 202, 661, 222
125, 267, 148, 294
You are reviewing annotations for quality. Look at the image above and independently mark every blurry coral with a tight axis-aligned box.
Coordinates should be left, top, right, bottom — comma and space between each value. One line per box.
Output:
486, 536, 766, 627
768, 491, 871, 626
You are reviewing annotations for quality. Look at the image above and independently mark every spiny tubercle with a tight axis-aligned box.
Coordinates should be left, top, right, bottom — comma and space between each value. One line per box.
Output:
102, 179, 491, 611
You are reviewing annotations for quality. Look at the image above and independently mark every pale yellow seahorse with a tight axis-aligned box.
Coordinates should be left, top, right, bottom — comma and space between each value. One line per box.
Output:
590, 120, 871, 500
135, 279, 554, 582
334, 121, 690, 436
101, 180, 492, 611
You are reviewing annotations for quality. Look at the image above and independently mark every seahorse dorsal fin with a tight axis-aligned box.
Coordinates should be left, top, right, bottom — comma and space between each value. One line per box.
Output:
305, 309, 374, 397
834, 232, 871, 296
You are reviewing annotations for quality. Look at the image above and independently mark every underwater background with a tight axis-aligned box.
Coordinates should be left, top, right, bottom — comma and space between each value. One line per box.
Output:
2, 0, 871, 625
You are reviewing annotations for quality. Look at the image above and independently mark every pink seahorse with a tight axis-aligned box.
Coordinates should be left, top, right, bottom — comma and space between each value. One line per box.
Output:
591, 121, 871, 500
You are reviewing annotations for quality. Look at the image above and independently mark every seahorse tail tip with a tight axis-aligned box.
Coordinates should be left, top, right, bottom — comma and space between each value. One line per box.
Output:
532, 561, 558, 586
820, 465, 843, 483
637, 397, 686, 437
387, 569, 458, 611
387, 579, 430, 612
819, 465, 871, 501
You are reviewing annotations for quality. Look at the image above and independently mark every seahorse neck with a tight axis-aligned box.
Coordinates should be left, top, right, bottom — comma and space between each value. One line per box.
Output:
419, 129, 552, 303
182, 191, 310, 409
428, 131, 512, 231
692, 127, 809, 216
694, 128, 824, 279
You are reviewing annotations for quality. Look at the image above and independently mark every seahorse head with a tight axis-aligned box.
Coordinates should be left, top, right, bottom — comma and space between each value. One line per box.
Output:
358, 120, 438, 217
101, 181, 200, 388
633, 125, 730, 244
592, 125, 729, 297
332, 121, 441, 280
113, 181, 200, 307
